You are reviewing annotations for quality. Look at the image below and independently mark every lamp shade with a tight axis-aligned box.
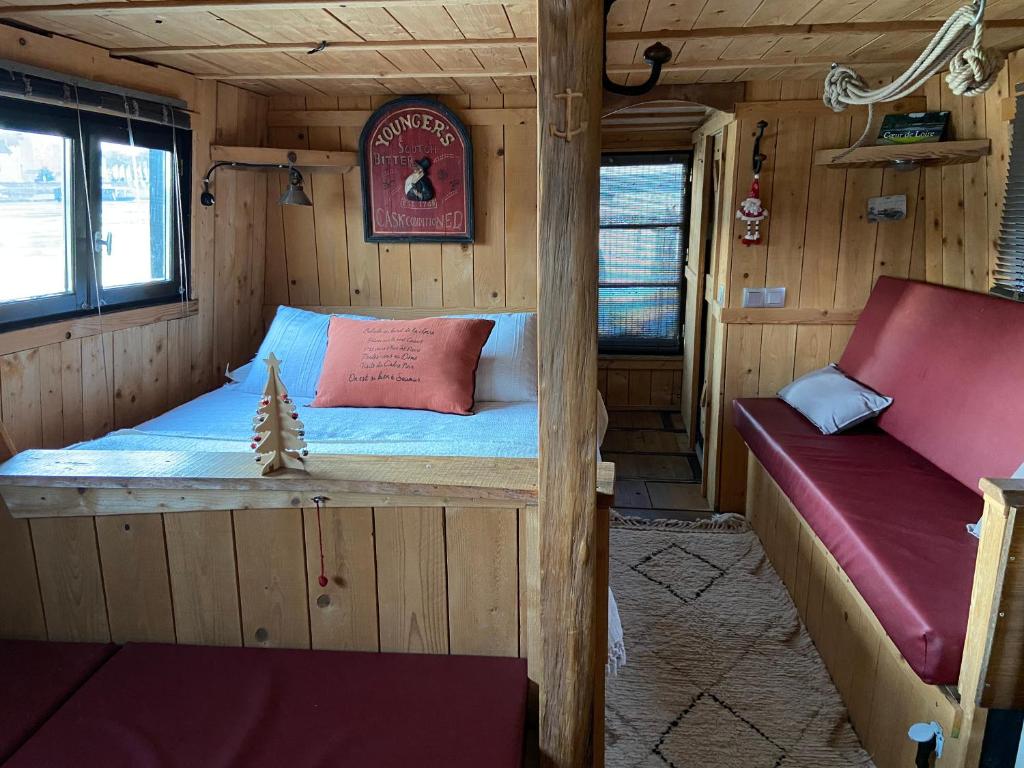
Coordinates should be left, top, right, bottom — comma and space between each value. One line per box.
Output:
280, 167, 313, 206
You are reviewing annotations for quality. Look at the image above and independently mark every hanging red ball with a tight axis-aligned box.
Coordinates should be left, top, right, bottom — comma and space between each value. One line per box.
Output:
318, 575, 329, 588
291, 412, 298, 420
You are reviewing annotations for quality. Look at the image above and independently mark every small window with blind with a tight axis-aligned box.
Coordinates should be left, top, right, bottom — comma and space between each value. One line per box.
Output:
996, 83, 1024, 300
0, 75, 191, 331
599, 153, 690, 354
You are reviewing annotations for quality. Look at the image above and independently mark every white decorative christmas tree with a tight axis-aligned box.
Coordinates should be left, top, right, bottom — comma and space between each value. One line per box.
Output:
251, 353, 308, 476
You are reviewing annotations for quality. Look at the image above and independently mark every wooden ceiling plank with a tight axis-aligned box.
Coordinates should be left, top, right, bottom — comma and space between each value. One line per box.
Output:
798, 0, 876, 24
502, 1, 534, 37
0, 0, 533, 14
212, 9, 362, 43
744, 0, 822, 26
326, 6, 410, 39
692, 0, 761, 29
107, 10, 261, 47
109, 36, 533, 55
444, 2, 514, 39
638, 0, 704, 32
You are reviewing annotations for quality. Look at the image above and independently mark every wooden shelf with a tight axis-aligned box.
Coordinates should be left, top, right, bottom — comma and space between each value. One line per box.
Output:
814, 139, 990, 169
210, 145, 358, 171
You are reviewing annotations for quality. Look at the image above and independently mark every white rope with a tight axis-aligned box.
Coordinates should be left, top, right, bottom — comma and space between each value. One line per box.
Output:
822, 0, 1004, 156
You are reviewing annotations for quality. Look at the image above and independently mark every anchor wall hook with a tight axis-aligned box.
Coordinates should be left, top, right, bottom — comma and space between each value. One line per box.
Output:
752, 120, 768, 174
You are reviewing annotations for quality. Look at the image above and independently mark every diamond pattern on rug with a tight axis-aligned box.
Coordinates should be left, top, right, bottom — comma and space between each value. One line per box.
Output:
656, 693, 786, 768
606, 522, 874, 768
631, 543, 726, 604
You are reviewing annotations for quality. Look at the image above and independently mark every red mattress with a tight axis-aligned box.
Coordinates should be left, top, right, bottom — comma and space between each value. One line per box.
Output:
6, 643, 527, 768
0, 640, 117, 763
734, 397, 980, 685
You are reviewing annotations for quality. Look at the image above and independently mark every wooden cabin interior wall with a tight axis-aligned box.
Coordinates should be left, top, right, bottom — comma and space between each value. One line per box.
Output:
701, 52, 1024, 512
262, 93, 537, 313
0, 26, 270, 640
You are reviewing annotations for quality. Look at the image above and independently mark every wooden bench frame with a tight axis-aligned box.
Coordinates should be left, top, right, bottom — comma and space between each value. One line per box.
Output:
746, 452, 1024, 767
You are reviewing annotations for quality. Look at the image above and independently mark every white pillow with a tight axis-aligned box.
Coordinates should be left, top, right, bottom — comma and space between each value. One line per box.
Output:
456, 312, 537, 402
778, 364, 892, 435
240, 306, 371, 399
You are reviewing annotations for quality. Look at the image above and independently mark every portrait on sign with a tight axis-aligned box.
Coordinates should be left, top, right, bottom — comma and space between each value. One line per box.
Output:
359, 97, 474, 243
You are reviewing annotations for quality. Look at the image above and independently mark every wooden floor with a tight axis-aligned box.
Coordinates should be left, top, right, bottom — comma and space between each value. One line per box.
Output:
601, 410, 711, 522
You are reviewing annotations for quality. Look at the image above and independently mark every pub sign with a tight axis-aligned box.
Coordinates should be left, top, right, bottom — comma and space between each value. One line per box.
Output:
360, 97, 474, 243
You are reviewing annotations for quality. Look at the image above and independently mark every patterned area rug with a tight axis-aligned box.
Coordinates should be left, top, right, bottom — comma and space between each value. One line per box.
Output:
606, 516, 874, 768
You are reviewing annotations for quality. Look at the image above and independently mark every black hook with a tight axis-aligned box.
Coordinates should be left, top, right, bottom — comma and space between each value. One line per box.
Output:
752, 120, 768, 175
602, 0, 671, 96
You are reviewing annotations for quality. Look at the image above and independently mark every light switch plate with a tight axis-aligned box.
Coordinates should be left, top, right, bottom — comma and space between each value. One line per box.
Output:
765, 287, 787, 307
742, 287, 765, 308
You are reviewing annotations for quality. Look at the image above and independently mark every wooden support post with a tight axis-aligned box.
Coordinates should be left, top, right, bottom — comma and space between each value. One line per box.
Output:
537, 0, 603, 763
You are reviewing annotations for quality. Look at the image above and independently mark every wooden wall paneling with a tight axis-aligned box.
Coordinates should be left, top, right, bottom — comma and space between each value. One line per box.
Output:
238, 92, 270, 364
717, 323, 762, 513
95, 514, 176, 643
233, 508, 311, 649
191, 79, 219, 397
139, 321, 170, 422
277, 97, 322, 308
833, 114, 884, 310
59, 339, 84, 445
164, 510, 243, 646
984, 63, 1011, 285
798, 111, 851, 310
627, 369, 652, 406
165, 317, 193, 409
30, 517, 110, 642
0, 503, 46, 639
411, 243, 444, 306
939, 87, 967, 288
340, 100, 384, 307
445, 506, 519, 656
1, 348, 107, 643
471, 103, 507, 308
38, 344, 63, 449
373, 506, 449, 654
81, 332, 114, 440
228, 90, 259, 367
728, 116, 779, 304
306, 95, 352, 306
871, 167, 923, 281
503, 101, 538, 308
304, 506, 380, 652
212, 83, 242, 376
112, 326, 144, 429
961, 88, 990, 293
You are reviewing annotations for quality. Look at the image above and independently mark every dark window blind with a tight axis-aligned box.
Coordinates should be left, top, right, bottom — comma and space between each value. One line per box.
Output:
599, 153, 689, 353
996, 84, 1024, 301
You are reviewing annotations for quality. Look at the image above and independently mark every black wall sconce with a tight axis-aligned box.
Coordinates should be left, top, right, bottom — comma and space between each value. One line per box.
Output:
603, 0, 672, 96
200, 151, 312, 207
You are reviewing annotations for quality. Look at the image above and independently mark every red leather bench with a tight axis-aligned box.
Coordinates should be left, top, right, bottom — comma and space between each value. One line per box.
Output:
0, 640, 117, 763
2, 643, 527, 767
734, 277, 1024, 685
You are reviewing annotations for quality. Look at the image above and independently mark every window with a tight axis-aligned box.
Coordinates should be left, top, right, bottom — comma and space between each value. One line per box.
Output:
996, 84, 1024, 301
599, 153, 689, 354
0, 96, 190, 329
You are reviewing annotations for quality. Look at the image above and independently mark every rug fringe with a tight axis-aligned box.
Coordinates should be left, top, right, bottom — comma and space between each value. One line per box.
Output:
610, 512, 750, 533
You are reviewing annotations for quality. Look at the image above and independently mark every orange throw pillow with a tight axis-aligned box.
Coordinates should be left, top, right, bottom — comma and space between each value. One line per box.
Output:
312, 316, 495, 415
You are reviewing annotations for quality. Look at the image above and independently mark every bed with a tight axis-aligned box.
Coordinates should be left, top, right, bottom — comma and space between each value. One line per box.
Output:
78, 384, 541, 458
0, 305, 617, 763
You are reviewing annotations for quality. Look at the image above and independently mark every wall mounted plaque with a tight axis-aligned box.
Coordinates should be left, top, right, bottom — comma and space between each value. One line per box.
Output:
360, 97, 474, 243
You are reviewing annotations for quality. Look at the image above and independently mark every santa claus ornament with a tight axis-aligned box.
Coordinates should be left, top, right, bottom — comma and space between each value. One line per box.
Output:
737, 120, 769, 247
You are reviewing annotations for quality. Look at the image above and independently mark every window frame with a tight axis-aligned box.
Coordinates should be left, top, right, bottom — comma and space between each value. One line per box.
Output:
598, 151, 692, 356
0, 96, 192, 331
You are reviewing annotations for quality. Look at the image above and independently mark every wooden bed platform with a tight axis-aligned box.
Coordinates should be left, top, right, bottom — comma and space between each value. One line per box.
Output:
747, 454, 1024, 768
0, 425, 614, 759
